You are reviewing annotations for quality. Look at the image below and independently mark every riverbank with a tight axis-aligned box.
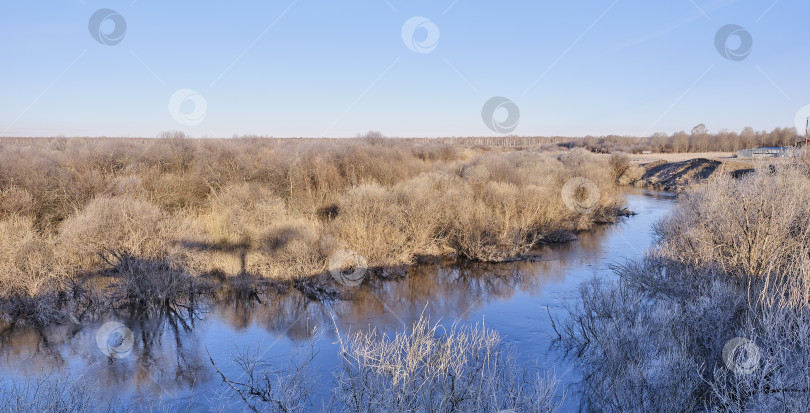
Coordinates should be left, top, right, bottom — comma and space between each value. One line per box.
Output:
0, 190, 673, 411
614, 152, 756, 191
560, 160, 810, 411
0, 137, 627, 326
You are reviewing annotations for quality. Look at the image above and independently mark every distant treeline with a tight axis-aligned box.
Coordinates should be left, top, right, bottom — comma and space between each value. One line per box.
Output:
14, 125, 805, 154
412, 125, 804, 153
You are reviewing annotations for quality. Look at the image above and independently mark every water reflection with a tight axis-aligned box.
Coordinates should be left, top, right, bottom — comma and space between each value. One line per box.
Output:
0, 190, 675, 408
208, 222, 615, 343
0, 306, 210, 401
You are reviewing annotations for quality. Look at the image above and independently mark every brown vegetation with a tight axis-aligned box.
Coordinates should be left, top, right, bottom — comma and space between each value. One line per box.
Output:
0, 135, 624, 324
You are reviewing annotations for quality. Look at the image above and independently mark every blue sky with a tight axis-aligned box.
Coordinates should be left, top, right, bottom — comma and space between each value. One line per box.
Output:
1, 0, 808, 138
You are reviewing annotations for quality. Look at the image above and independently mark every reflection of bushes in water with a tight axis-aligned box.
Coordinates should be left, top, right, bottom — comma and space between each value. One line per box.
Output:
213, 279, 331, 339
559, 166, 810, 411
206, 258, 571, 343
210, 338, 319, 413
11, 313, 544, 412
0, 372, 221, 412
9, 317, 558, 412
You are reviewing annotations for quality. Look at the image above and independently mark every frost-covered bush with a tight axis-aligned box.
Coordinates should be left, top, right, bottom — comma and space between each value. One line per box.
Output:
562, 166, 810, 411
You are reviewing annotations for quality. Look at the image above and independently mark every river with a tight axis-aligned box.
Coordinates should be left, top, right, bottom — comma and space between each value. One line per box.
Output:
0, 189, 676, 411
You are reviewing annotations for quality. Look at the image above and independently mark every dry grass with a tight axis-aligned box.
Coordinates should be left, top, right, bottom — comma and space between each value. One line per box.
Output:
332, 313, 563, 412
0, 375, 105, 413
57, 195, 179, 269
0, 215, 62, 297
0, 136, 623, 323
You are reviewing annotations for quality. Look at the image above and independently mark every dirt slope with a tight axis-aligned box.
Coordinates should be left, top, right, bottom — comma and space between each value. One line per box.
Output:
619, 158, 724, 191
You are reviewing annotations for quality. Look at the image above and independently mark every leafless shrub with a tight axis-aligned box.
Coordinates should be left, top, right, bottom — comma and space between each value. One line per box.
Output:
189, 183, 324, 279
0, 375, 107, 413
798, 146, 810, 175
330, 176, 452, 266
0, 215, 74, 323
449, 181, 546, 261
561, 164, 810, 411
411, 143, 460, 162
706, 292, 810, 412
559, 259, 747, 412
100, 250, 196, 311
654, 167, 810, 278
608, 152, 630, 180
0, 215, 63, 297
0, 186, 35, 219
57, 195, 177, 270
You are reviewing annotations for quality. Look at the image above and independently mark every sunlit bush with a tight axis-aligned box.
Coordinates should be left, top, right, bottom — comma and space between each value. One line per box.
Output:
0, 137, 624, 322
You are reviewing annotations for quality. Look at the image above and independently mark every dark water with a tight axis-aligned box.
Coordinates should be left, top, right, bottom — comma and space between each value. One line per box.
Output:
0, 190, 676, 411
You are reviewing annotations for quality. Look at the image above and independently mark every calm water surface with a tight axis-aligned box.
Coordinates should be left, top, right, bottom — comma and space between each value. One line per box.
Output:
0, 190, 676, 411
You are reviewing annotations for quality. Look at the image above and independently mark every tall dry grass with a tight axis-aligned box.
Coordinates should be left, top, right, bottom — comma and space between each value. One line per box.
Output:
0, 376, 104, 413
332, 313, 564, 412
0, 136, 623, 323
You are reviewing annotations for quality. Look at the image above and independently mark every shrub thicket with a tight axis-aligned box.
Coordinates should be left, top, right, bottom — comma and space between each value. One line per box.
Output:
561, 162, 810, 411
0, 136, 623, 323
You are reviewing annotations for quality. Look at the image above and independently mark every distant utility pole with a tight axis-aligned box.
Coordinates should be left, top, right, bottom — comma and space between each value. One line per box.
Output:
805, 117, 810, 147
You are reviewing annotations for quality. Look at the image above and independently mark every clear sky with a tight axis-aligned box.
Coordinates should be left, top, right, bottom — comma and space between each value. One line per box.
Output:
1, 0, 808, 138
